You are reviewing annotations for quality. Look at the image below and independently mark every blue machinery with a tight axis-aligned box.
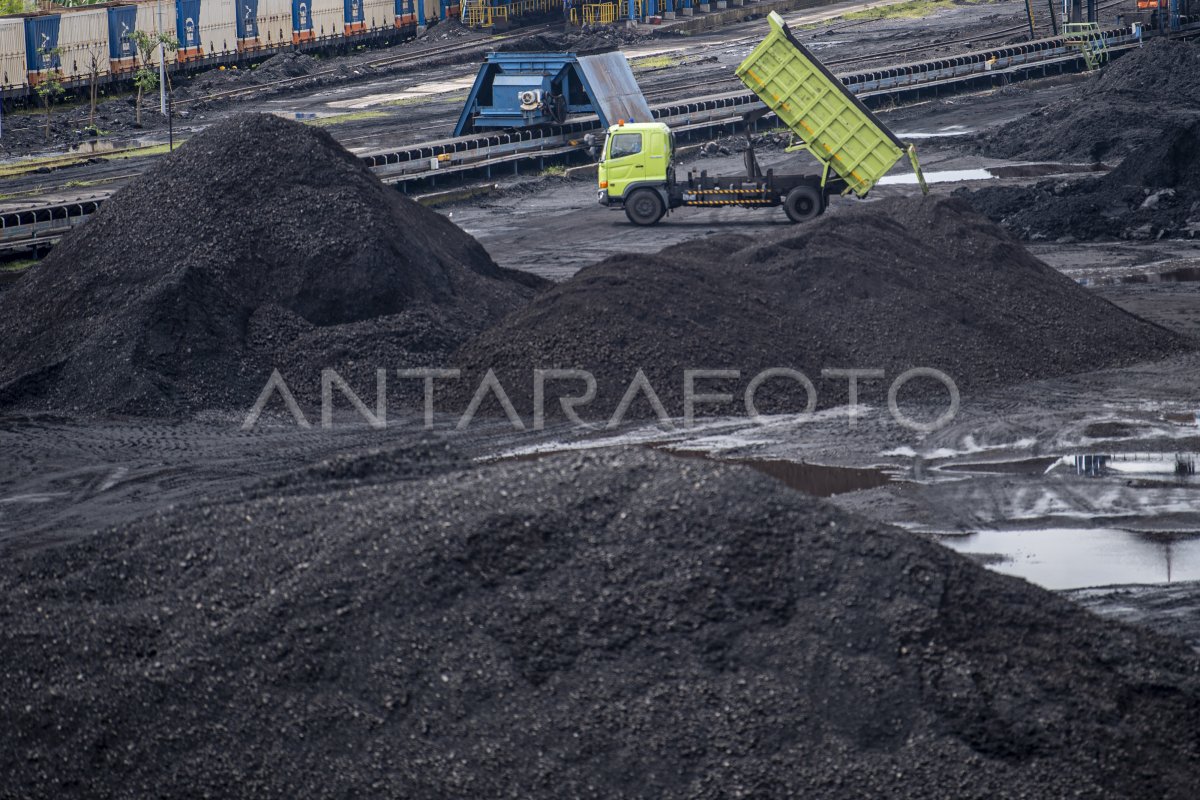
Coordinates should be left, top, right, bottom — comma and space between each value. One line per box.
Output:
454, 51, 653, 135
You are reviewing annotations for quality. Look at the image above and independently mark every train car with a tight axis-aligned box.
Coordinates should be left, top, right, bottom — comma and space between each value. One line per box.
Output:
24, 14, 62, 86
393, 0, 417, 27
134, 0, 179, 65
358, 0, 397, 30
344, 0, 365, 33
58, 7, 110, 82
233, 0, 262, 51
107, 4, 138, 74
306, 0, 345, 42
175, 0, 238, 63
0, 16, 28, 93
258, 0, 293, 48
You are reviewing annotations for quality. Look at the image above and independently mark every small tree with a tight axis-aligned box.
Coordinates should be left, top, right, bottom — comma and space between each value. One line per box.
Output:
86, 49, 103, 129
131, 30, 179, 127
34, 48, 64, 143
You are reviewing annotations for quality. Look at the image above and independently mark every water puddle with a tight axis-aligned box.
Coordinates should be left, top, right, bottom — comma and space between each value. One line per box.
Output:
941, 456, 1060, 475
662, 448, 893, 497
939, 528, 1200, 589
881, 169, 993, 185
67, 137, 154, 155
881, 162, 1106, 186
1079, 265, 1200, 287
892, 127, 973, 139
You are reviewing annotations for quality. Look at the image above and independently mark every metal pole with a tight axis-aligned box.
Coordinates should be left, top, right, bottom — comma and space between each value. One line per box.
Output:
1023, 0, 1037, 39
157, 0, 167, 116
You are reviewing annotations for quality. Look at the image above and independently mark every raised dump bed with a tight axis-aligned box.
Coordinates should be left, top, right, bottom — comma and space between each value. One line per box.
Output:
735, 11, 924, 198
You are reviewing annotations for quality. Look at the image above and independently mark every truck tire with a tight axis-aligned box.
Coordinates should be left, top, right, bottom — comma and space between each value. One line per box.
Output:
783, 185, 823, 223
625, 189, 666, 226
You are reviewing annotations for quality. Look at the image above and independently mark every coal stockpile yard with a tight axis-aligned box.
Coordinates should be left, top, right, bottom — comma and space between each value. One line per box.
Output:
4, 3, 1200, 798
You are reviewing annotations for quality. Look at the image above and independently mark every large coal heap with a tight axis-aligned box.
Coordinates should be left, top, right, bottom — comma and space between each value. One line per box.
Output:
1, 448, 1198, 798
972, 38, 1200, 163
448, 196, 1187, 421
0, 113, 544, 417
965, 119, 1200, 241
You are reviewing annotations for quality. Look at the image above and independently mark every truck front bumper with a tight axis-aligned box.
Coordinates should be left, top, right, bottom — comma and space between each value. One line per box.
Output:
597, 189, 611, 207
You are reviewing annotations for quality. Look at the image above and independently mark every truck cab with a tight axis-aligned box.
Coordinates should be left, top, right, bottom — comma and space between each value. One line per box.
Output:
597, 121, 675, 225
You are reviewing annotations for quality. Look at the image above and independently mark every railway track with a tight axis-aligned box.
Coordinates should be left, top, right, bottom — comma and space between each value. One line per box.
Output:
0, 20, 560, 148
173, 22, 560, 108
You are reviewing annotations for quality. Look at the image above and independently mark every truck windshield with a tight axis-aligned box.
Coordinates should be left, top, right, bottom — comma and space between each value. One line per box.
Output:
608, 132, 643, 160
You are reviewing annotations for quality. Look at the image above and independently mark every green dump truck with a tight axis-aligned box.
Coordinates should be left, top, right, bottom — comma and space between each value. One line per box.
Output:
597, 11, 926, 225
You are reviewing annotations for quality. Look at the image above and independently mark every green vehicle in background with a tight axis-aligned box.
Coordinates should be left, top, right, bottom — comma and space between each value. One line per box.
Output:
597, 11, 926, 226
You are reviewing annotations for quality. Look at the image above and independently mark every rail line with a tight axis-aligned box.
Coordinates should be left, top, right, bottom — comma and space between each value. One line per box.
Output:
0, 20, 560, 143
173, 22, 560, 108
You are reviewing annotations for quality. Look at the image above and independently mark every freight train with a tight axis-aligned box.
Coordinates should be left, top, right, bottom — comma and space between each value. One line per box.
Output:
0, 0, 463, 98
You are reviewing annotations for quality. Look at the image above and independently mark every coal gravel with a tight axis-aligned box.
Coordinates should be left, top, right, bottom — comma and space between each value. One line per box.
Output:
964, 119, 1200, 241
1, 447, 1198, 798
0, 113, 545, 417
970, 38, 1200, 163
447, 196, 1189, 421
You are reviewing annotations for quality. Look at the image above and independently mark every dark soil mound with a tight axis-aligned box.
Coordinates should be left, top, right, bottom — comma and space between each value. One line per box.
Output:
1095, 35, 1200, 103
175, 53, 322, 101
0, 113, 544, 417
971, 39, 1200, 163
1, 448, 1198, 798
965, 120, 1200, 241
447, 196, 1188, 422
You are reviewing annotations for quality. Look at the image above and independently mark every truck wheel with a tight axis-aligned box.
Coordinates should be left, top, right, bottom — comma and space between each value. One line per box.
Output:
784, 185, 823, 223
625, 189, 666, 226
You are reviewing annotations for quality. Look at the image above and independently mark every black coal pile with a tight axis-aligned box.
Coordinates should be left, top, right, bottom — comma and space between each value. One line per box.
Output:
971, 38, 1200, 163
174, 53, 326, 102
1, 448, 1198, 798
0, 113, 544, 416
446, 196, 1188, 422
965, 120, 1200, 241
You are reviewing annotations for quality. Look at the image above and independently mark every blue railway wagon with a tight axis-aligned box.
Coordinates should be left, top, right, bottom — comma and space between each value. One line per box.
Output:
107, 5, 138, 74
392, 0, 417, 27
175, 0, 238, 63
24, 14, 62, 86
344, 0, 366, 33
234, 0, 262, 50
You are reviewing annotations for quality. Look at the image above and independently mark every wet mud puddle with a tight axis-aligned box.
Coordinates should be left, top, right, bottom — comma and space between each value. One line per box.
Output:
662, 448, 894, 497
934, 451, 1200, 589
1077, 262, 1200, 287
940, 528, 1200, 590
880, 162, 1106, 186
